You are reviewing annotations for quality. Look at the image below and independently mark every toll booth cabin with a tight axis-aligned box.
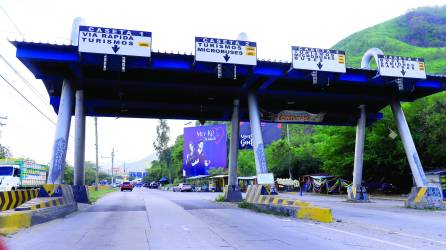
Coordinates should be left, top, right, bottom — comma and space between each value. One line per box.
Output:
209, 175, 228, 192
238, 176, 257, 192
425, 170, 446, 200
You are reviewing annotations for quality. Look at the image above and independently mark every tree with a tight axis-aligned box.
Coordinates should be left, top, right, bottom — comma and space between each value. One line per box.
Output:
63, 164, 74, 185
153, 119, 171, 183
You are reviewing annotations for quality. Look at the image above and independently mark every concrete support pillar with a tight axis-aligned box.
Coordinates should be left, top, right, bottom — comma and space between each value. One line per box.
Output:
390, 101, 427, 187
74, 90, 86, 186
391, 101, 444, 209
228, 100, 240, 186
47, 79, 74, 184
248, 93, 268, 174
347, 105, 369, 202
224, 99, 242, 201
47, 17, 85, 184
352, 105, 366, 188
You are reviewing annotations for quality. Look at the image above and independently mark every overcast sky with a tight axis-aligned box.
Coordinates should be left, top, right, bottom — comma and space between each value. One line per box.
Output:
0, 0, 445, 171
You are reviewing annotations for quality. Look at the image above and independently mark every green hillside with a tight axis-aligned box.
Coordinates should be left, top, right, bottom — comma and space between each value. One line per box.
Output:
332, 6, 446, 74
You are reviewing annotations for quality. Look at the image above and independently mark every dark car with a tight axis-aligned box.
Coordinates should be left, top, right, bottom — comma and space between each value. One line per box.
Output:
121, 181, 133, 192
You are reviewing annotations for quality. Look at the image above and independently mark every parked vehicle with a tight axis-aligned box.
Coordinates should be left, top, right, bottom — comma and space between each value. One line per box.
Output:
173, 183, 192, 192
149, 181, 159, 189
120, 182, 133, 192
0, 160, 48, 191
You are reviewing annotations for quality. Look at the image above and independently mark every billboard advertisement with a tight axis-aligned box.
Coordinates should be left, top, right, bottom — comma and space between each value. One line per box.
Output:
183, 124, 227, 177
239, 122, 282, 149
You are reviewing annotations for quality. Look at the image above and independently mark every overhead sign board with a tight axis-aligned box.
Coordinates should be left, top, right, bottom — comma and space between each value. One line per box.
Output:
292, 46, 346, 73
195, 37, 257, 66
78, 25, 152, 57
377, 55, 426, 79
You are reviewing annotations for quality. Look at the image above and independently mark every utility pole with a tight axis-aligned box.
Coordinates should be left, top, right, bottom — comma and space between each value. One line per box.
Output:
0, 116, 7, 141
101, 148, 115, 186
94, 117, 99, 191
111, 148, 115, 185
286, 124, 292, 180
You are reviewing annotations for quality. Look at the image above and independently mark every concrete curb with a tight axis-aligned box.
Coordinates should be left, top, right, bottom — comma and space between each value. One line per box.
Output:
245, 185, 333, 223
30, 203, 77, 226
0, 211, 32, 235
0, 184, 79, 235
0, 203, 78, 235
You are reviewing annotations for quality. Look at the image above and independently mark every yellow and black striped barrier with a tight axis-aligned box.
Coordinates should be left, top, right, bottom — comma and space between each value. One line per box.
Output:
0, 189, 39, 211
245, 185, 333, 223
15, 197, 65, 211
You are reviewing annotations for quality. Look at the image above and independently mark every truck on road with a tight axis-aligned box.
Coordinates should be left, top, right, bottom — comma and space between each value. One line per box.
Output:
0, 159, 48, 191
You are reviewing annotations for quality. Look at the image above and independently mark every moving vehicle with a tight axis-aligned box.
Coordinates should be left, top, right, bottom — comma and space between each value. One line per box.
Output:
173, 183, 192, 192
0, 160, 48, 191
120, 181, 133, 192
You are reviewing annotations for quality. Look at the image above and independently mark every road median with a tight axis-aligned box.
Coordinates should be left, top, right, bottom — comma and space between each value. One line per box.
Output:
245, 185, 333, 223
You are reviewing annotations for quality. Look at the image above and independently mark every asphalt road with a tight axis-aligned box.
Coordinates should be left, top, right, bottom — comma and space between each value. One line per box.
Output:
3, 189, 446, 250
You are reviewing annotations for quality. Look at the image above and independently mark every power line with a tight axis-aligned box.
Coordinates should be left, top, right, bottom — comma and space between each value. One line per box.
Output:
0, 5, 24, 38
0, 73, 56, 126
0, 53, 52, 109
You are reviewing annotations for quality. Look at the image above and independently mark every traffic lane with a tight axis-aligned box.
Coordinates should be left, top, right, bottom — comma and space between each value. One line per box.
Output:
149, 189, 442, 249
282, 192, 446, 244
141, 187, 220, 201
5, 190, 150, 250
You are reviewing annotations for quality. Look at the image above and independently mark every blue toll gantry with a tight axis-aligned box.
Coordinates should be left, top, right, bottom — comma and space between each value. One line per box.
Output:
10, 18, 446, 207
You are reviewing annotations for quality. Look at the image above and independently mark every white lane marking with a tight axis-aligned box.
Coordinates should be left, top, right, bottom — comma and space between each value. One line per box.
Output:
182, 225, 190, 231
389, 231, 446, 245
304, 222, 417, 250
360, 224, 446, 245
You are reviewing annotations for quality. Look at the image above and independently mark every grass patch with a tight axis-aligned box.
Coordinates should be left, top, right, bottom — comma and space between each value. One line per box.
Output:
238, 201, 289, 217
89, 188, 117, 203
215, 194, 225, 202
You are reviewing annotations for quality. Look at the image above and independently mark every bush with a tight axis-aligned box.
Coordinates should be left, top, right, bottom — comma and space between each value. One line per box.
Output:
215, 194, 225, 202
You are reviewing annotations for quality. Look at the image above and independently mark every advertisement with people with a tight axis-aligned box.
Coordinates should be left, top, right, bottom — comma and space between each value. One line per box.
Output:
183, 124, 227, 177
239, 122, 282, 149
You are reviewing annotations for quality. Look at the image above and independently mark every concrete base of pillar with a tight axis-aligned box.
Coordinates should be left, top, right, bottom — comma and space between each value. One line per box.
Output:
72, 185, 91, 204
223, 185, 243, 202
405, 186, 445, 209
347, 186, 370, 202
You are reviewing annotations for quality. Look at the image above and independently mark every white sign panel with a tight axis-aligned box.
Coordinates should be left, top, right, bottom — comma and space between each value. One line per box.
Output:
292, 46, 346, 73
78, 25, 151, 57
257, 173, 275, 185
195, 37, 257, 66
377, 55, 426, 79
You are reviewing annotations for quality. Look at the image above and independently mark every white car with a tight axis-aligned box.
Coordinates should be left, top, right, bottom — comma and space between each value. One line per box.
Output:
173, 183, 192, 192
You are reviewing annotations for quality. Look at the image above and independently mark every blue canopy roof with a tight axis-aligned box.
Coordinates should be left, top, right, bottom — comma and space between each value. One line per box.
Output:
11, 41, 446, 126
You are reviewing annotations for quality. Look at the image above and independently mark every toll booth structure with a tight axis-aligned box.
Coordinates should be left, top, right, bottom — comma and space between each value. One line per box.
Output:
238, 176, 257, 192
10, 18, 446, 208
209, 175, 228, 192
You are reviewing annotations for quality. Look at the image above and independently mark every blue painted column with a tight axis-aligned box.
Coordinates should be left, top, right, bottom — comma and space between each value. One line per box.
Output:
47, 17, 85, 184
248, 93, 268, 174
47, 79, 74, 184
